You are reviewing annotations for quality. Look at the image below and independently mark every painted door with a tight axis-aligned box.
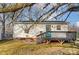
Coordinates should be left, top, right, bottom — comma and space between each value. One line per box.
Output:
46, 25, 51, 39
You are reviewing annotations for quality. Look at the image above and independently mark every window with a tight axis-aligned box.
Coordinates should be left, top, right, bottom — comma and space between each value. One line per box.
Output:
57, 25, 61, 30
52, 25, 53, 28
46, 25, 51, 31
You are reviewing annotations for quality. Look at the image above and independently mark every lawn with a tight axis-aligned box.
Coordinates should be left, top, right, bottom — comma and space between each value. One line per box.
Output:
0, 39, 79, 55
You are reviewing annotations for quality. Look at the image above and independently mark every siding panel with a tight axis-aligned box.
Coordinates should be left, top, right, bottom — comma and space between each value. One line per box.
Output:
51, 33, 66, 38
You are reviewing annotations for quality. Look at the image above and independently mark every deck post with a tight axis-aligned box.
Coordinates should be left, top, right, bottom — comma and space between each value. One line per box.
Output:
58, 39, 64, 45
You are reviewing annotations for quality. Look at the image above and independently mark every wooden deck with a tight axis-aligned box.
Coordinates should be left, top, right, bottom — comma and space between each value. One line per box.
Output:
36, 31, 76, 44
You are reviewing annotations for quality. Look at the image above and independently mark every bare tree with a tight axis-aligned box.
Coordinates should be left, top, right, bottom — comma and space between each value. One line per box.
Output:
0, 3, 34, 13
23, 3, 66, 33
0, 3, 27, 39
1, 4, 6, 39
0, 3, 78, 39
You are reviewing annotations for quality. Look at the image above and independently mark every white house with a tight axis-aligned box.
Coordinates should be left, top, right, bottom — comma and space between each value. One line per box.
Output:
13, 21, 76, 42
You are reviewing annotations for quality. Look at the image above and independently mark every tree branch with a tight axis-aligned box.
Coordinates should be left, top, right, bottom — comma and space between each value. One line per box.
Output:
41, 4, 67, 21
64, 11, 72, 22
0, 3, 35, 13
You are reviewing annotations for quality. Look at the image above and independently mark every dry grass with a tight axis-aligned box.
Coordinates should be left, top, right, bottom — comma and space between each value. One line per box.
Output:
0, 39, 79, 55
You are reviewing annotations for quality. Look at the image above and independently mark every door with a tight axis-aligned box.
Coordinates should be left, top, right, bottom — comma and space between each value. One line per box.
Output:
46, 25, 51, 39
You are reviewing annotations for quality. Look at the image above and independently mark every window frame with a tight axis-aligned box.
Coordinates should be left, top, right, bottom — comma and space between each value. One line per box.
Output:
57, 25, 61, 30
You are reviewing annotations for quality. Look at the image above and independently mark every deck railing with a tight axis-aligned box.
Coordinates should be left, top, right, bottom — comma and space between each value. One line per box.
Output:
36, 31, 76, 43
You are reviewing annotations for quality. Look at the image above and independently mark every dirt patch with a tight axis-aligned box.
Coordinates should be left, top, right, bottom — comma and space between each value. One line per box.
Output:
24, 47, 79, 55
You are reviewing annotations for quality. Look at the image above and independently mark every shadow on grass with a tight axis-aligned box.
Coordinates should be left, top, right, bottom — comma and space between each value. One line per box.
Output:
0, 39, 13, 44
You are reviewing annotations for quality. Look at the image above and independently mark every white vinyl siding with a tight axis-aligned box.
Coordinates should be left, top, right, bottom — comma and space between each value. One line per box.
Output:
13, 24, 46, 38
51, 24, 68, 31
51, 33, 66, 38
13, 23, 68, 38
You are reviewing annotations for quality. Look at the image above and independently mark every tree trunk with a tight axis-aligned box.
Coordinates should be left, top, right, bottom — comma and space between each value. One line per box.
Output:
2, 14, 5, 40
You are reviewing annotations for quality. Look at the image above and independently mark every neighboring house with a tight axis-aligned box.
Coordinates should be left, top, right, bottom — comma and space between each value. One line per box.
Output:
13, 21, 76, 42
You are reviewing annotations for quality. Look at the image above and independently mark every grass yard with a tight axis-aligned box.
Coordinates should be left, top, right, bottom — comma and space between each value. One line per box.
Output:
0, 39, 79, 55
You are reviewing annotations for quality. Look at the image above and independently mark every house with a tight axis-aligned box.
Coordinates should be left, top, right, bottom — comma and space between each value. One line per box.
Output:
13, 21, 76, 43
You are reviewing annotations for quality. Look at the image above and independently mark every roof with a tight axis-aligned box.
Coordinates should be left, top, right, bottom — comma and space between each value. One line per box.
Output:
14, 21, 69, 24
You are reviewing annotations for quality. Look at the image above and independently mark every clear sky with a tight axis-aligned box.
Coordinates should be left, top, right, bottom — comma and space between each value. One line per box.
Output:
67, 12, 79, 25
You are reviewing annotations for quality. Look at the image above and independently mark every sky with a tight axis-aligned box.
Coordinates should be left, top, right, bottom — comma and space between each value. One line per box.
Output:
10, 3, 79, 26
67, 12, 79, 25
35, 3, 79, 25
0, 3, 79, 26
